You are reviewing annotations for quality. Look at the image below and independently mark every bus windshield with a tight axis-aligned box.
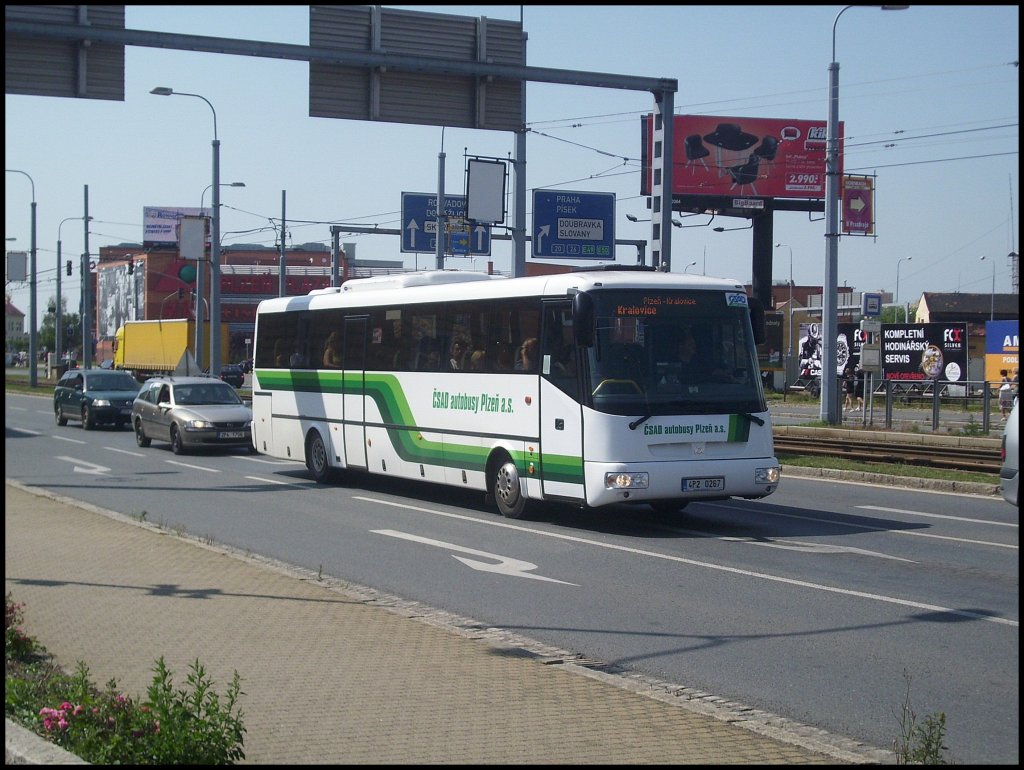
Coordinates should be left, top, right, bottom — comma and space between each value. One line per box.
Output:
583, 289, 765, 416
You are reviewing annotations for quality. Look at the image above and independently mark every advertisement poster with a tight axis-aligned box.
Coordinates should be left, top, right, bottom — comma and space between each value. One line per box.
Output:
641, 114, 838, 200
797, 322, 864, 379
881, 323, 968, 382
983, 320, 1019, 383
143, 206, 212, 245
758, 311, 784, 372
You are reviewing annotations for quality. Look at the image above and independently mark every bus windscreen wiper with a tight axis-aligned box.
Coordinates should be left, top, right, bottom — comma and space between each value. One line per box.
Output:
628, 414, 652, 430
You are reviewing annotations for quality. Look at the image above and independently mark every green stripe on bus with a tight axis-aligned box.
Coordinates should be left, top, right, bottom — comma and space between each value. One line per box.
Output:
253, 370, 583, 484
727, 414, 752, 442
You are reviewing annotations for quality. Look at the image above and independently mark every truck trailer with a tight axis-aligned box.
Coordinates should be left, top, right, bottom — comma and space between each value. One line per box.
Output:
113, 319, 230, 380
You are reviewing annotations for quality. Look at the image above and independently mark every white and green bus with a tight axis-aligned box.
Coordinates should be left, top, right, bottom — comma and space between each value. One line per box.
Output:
251, 266, 780, 518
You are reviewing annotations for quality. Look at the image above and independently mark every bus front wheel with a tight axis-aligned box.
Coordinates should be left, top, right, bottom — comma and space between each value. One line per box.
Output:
492, 454, 528, 519
306, 430, 332, 483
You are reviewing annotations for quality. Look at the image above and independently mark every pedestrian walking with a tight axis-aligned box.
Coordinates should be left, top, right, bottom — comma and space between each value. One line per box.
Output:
998, 369, 1013, 420
842, 367, 855, 412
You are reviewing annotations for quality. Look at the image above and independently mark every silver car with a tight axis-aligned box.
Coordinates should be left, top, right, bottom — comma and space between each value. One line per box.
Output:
131, 376, 255, 455
999, 397, 1018, 507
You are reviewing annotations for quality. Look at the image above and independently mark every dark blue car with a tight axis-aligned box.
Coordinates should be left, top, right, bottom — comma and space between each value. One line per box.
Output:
54, 368, 141, 430
218, 365, 245, 388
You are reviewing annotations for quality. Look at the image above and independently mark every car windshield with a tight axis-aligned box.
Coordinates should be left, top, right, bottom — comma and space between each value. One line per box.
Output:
174, 384, 243, 406
86, 374, 139, 391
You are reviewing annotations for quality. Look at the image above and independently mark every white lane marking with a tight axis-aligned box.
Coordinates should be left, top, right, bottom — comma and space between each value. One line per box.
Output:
858, 505, 1017, 528
373, 529, 578, 585
720, 537, 916, 562
354, 495, 1017, 628
232, 456, 303, 465
166, 460, 219, 472
53, 434, 85, 443
104, 447, 146, 457
710, 506, 1018, 551
244, 475, 300, 486
8, 426, 40, 435
55, 456, 110, 475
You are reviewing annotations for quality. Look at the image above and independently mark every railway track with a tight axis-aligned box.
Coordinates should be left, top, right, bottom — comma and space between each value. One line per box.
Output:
772, 434, 1001, 474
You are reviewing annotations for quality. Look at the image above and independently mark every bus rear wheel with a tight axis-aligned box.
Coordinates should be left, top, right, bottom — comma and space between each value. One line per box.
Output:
492, 454, 528, 519
306, 430, 332, 483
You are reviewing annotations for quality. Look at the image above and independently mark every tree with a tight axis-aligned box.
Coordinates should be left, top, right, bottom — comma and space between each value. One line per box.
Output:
880, 301, 918, 324
39, 294, 80, 360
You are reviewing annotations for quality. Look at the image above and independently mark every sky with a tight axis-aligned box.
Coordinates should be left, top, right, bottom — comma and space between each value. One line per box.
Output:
5, 5, 1020, 333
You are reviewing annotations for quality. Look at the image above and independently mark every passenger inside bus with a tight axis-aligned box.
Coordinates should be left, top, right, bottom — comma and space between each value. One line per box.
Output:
493, 340, 514, 371
322, 331, 342, 368
660, 326, 725, 387
468, 349, 487, 371
515, 337, 538, 372
448, 338, 466, 370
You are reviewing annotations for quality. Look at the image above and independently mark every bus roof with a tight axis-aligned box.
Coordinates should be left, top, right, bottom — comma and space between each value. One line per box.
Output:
257, 268, 746, 314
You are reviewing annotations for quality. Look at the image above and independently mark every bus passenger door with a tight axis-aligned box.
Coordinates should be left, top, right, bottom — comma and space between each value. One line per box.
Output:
539, 302, 585, 501
342, 317, 367, 470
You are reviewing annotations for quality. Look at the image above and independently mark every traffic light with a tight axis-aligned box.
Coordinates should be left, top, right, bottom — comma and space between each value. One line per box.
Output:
66, 260, 72, 276
127, 259, 134, 275
176, 262, 197, 284
177, 288, 185, 300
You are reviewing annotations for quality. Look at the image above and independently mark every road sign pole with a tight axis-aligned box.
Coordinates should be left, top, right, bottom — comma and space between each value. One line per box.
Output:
435, 151, 445, 270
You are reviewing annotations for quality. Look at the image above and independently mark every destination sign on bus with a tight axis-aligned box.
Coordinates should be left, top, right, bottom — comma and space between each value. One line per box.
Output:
614, 294, 702, 316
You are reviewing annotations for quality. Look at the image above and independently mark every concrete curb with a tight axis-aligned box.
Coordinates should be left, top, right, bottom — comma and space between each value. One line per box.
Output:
5, 718, 88, 765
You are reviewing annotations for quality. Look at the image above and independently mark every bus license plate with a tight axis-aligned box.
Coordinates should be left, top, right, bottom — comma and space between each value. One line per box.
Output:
218, 431, 245, 439
682, 476, 724, 492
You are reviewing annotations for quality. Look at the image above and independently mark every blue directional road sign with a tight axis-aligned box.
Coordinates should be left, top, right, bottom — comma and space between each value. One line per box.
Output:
532, 190, 615, 259
401, 192, 491, 255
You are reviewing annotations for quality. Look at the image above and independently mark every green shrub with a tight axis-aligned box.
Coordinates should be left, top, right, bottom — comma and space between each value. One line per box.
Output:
893, 669, 948, 765
5, 593, 246, 764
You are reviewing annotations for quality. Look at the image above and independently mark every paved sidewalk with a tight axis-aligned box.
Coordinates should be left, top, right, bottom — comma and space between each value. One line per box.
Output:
5, 481, 892, 764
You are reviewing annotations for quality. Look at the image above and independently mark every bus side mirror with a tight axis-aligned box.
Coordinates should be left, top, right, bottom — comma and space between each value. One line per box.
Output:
748, 296, 766, 345
572, 292, 594, 347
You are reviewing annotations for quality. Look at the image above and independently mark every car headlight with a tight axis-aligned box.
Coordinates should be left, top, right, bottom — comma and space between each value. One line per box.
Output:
755, 466, 781, 484
605, 471, 649, 489
183, 419, 214, 430
92, 399, 111, 407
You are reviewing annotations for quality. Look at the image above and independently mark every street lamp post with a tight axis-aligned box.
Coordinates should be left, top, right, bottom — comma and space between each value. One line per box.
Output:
895, 256, 912, 322
57, 215, 92, 370
6, 169, 37, 386
979, 255, 995, 320
682, 260, 697, 274
151, 86, 226, 375
199, 180, 245, 365
823, 4, 908, 424
775, 243, 794, 385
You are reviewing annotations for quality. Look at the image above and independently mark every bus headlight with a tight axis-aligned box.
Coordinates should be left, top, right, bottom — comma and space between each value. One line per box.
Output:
755, 467, 781, 484
605, 472, 649, 489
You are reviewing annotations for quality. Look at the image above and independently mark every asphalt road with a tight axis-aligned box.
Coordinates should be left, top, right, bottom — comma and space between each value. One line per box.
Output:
5, 390, 1018, 763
